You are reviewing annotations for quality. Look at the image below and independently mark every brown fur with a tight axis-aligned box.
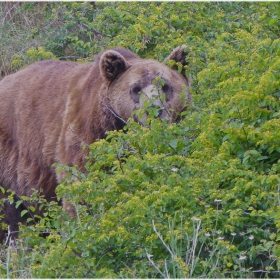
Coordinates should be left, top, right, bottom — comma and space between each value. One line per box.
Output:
0, 46, 191, 240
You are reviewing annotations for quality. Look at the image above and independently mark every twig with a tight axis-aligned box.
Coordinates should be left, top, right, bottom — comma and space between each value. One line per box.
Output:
101, 101, 137, 133
2, 3, 20, 24
152, 219, 175, 258
68, 126, 89, 147
79, 22, 110, 37
59, 56, 80, 61
101, 101, 127, 125
145, 248, 166, 278
189, 218, 201, 275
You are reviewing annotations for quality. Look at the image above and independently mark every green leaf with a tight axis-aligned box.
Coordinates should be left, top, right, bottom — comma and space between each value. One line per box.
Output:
20, 210, 28, 217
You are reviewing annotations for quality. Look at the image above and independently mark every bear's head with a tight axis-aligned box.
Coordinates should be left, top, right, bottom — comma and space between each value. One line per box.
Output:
100, 46, 192, 124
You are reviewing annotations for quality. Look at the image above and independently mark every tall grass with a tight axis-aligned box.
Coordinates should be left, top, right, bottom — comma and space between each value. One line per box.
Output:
0, 2, 46, 76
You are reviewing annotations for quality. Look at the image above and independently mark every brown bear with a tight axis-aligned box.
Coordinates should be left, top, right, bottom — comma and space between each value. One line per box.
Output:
0, 46, 191, 240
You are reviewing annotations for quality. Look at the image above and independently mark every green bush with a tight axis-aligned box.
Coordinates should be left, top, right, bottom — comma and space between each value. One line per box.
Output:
0, 2, 280, 278
11, 46, 57, 69
41, 2, 108, 58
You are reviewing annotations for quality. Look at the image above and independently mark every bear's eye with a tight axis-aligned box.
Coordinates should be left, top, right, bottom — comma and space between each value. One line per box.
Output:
130, 85, 142, 103
162, 83, 169, 92
161, 82, 173, 101
132, 85, 141, 94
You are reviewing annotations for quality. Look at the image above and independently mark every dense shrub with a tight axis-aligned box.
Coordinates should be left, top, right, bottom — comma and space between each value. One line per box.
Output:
0, 1, 280, 278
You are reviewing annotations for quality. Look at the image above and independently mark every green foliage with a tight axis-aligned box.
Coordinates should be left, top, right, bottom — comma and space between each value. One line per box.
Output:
1, 1, 280, 278
11, 47, 56, 69
42, 2, 105, 58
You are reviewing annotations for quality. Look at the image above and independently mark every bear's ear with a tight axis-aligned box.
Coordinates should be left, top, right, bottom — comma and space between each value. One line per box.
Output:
100, 50, 131, 83
164, 45, 189, 78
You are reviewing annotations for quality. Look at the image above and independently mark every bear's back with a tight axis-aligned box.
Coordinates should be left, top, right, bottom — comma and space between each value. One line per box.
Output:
0, 59, 100, 197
